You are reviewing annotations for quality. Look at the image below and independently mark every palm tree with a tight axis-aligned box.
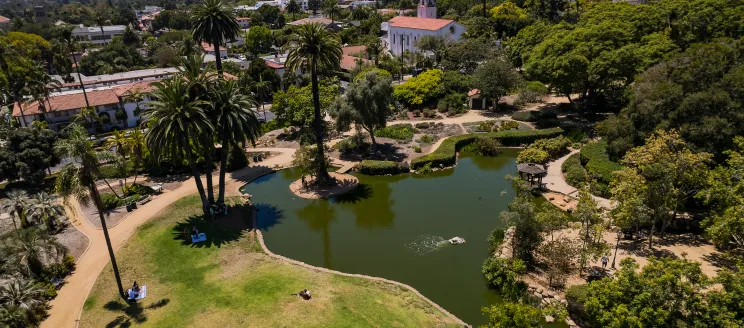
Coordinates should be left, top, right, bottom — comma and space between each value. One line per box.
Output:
94, 12, 108, 45
124, 129, 147, 183
104, 130, 128, 156
252, 76, 271, 122
0, 190, 30, 229
366, 39, 383, 66
0, 278, 45, 325
351, 6, 371, 20
23, 66, 62, 121
322, 0, 341, 23
210, 79, 260, 206
28, 192, 67, 232
142, 78, 213, 215
55, 124, 126, 300
286, 0, 302, 21
190, 0, 241, 77
57, 27, 90, 109
284, 23, 342, 183
1, 228, 65, 277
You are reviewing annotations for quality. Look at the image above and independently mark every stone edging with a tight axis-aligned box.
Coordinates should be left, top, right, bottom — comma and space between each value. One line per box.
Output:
254, 229, 471, 327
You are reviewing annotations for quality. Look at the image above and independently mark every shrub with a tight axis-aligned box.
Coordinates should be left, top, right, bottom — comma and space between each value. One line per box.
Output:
226, 146, 249, 171
482, 257, 528, 300
410, 127, 563, 169
477, 121, 496, 132
487, 228, 506, 254
514, 81, 548, 105
418, 162, 433, 174
415, 122, 430, 129
565, 164, 588, 187
437, 93, 467, 115
99, 112, 111, 125
122, 183, 154, 197
530, 135, 571, 158
100, 193, 124, 211
42, 254, 76, 283
511, 110, 557, 122
517, 147, 549, 164
412, 110, 421, 117
98, 164, 132, 179
393, 69, 442, 107
565, 284, 589, 320
115, 109, 128, 121
375, 124, 414, 141
418, 134, 436, 144
358, 160, 405, 175
423, 109, 437, 118
413, 146, 422, 153
476, 137, 502, 156
499, 121, 519, 131
580, 141, 622, 185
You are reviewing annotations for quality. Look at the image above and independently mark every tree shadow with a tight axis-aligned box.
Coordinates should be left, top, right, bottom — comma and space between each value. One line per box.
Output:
338, 142, 408, 162
653, 232, 708, 248
253, 203, 285, 231
702, 251, 740, 271
171, 211, 244, 249
102, 298, 170, 328
332, 183, 372, 204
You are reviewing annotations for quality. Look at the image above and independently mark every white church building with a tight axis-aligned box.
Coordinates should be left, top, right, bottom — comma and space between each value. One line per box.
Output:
381, 0, 464, 56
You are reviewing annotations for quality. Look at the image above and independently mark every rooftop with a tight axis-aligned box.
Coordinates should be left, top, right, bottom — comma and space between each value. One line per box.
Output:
342, 45, 367, 57
387, 16, 454, 31
58, 68, 179, 87
0, 16, 9, 23
72, 24, 127, 33
516, 163, 547, 175
289, 17, 333, 25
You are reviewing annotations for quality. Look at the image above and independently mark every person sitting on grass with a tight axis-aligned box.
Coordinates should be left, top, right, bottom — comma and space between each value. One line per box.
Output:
298, 289, 311, 300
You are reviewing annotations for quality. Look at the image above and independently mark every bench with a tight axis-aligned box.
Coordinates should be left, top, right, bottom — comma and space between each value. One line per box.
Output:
138, 195, 152, 205
149, 184, 163, 194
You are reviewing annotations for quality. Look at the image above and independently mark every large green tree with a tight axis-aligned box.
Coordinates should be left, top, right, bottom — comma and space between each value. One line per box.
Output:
474, 57, 523, 108
284, 22, 342, 183
0, 126, 59, 185
190, 0, 241, 76
330, 70, 393, 145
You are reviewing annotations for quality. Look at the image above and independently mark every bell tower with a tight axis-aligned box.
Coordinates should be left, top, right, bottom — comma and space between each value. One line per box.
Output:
417, 0, 436, 19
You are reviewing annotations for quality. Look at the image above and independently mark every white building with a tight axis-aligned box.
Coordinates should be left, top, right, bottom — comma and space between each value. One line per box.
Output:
350, 0, 376, 9
236, 17, 250, 28
71, 24, 127, 45
136, 6, 162, 19
53, 68, 179, 92
204, 55, 250, 70
382, 0, 464, 56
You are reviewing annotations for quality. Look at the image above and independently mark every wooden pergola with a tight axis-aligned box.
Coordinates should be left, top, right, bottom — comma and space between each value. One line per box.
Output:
517, 163, 547, 189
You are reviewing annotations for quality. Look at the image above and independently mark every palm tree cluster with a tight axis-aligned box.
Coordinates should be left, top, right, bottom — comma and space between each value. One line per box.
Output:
141, 54, 261, 216
0, 190, 67, 232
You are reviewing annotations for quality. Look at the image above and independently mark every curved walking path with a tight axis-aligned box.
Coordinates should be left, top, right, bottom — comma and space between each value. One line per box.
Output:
43, 148, 296, 328
543, 149, 613, 209
255, 230, 469, 327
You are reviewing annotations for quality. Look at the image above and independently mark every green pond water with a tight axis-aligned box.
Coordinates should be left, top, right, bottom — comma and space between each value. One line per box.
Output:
241, 149, 561, 326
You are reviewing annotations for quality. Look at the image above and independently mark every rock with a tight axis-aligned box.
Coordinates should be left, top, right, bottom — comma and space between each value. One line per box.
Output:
547, 290, 555, 298
536, 287, 544, 294
545, 315, 555, 323
566, 319, 576, 326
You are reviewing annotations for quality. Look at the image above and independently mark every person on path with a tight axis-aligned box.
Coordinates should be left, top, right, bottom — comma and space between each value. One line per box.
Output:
601, 256, 609, 269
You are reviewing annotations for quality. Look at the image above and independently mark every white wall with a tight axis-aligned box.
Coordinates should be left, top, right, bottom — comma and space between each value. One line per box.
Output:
387, 22, 464, 56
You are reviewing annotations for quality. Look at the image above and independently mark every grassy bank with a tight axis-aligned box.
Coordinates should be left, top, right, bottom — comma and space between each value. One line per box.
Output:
79, 196, 459, 328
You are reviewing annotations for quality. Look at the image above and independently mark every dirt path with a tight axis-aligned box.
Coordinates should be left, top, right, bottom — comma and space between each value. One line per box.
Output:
42, 149, 296, 328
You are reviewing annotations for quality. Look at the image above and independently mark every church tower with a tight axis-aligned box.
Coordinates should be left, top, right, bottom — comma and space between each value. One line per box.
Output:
417, 0, 436, 19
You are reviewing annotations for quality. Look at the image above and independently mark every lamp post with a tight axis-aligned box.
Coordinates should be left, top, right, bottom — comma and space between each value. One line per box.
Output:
611, 230, 622, 269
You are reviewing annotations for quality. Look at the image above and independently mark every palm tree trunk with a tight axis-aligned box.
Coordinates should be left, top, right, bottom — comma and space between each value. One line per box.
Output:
203, 135, 215, 205
213, 34, 223, 78
217, 127, 230, 206
100, 27, 107, 45
310, 63, 331, 182
70, 47, 91, 109
184, 128, 211, 216
88, 179, 126, 301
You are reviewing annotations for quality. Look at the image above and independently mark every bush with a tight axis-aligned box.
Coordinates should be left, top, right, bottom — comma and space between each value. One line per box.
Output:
100, 193, 124, 211
413, 146, 422, 153
511, 110, 557, 122
476, 137, 502, 156
418, 162, 433, 174
226, 146, 249, 171
410, 127, 563, 169
580, 141, 622, 186
375, 124, 414, 141
482, 257, 528, 300
42, 254, 76, 283
415, 122, 430, 129
517, 147, 549, 164
530, 135, 571, 158
499, 121, 519, 131
412, 110, 421, 117
358, 160, 406, 175
487, 228, 506, 254
115, 109, 128, 121
98, 164, 132, 179
565, 284, 589, 319
477, 121, 496, 132
437, 93, 467, 115
418, 134, 436, 144
122, 183, 154, 197
423, 109, 437, 118
514, 81, 548, 105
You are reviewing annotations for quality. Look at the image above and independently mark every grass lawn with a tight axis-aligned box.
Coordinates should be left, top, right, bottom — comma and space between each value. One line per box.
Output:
80, 196, 459, 328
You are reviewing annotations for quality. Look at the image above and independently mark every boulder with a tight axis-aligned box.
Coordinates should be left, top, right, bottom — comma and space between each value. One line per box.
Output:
545, 315, 555, 323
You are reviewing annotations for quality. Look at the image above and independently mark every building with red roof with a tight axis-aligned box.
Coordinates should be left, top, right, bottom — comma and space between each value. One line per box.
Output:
0, 15, 10, 29
382, 0, 464, 56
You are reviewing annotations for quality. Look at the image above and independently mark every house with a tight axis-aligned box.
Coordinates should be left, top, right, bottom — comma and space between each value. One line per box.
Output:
382, 0, 464, 56
71, 24, 127, 45
202, 42, 228, 59
467, 89, 487, 110
236, 17, 250, 28
289, 17, 343, 31
350, 0, 376, 9
0, 16, 9, 29
136, 6, 163, 20
203, 55, 250, 70
140, 12, 159, 30
340, 45, 371, 71
54, 68, 179, 92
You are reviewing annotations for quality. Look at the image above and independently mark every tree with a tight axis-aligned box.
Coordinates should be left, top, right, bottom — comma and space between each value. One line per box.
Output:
55, 125, 126, 300
28, 192, 66, 232
94, 12, 109, 45
121, 24, 140, 46
271, 81, 339, 127
536, 202, 568, 241
610, 168, 653, 235
141, 78, 213, 215
1, 228, 65, 278
285, 0, 302, 21
292, 144, 331, 178
0, 190, 30, 230
0, 278, 46, 326
322, 0, 341, 23
56, 27, 90, 109
190, 0, 241, 77
330, 70, 393, 145
474, 58, 523, 108
441, 38, 495, 74
482, 301, 543, 328
365, 38, 383, 66
0, 127, 59, 185
153, 46, 179, 67
393, 69, 442, 107
209, 79, 260, 206
414, 35, 447, 65
284, 23, 342, 183
538, 236, 579, 287
245, 25, 273, 58
573, 189, 608, 275
308, 0, 321, 16
482, 257, 528, 301
251, 75, 271, 121
500, 195, 542, 263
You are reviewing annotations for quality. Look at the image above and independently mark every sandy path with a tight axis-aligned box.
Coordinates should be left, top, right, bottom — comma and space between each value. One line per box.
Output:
42, 148, 296, 328
543, 150, 613, 209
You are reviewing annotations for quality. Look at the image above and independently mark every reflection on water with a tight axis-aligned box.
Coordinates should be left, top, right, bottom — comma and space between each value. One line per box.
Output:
241, 149, 564, 327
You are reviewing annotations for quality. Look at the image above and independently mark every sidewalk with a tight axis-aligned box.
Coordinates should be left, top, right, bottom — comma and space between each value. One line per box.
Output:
543, 150, 613, 209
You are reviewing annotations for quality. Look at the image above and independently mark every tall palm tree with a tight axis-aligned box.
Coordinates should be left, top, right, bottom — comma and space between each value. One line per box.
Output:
104, 130, 128, 156
0, 190, 30, 229
0, 278, 45, 325
142, 78, 213, 215
55, 124, 126, 300
28, 192, 66, 232
190, 0, 241, 77
286, 0, 302, 21
351, 6, 371, 20
94, 12, 108, 45
322, 0, 341, 23
210, 79, 260, 206
252, 76, 271, 122
284, 23, 342, 183
124, 129, 147, 184
1, 228, 65, 277
57, 27, 90, 109
23, 66, 62, 121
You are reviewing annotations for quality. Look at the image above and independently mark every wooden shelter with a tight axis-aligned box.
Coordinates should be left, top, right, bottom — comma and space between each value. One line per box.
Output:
517, 163, 547, 188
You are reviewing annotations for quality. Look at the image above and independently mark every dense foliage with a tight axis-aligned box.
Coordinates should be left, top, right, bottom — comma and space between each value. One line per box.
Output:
374, 124, 414, 141
579, 141, 622, 197
0, 127, 59, 185
393, 69, 442, 107
358, 160, 407, 175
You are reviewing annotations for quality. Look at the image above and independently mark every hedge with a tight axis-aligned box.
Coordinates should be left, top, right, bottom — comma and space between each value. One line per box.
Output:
579, 141, 622, 185
410, 127, 563, 170
562, 153, 588, 187
375, 124, 414, 141
358, 160, 408, 175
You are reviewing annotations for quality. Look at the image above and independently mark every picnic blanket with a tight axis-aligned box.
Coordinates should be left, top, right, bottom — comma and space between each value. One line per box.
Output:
127, 285, 147, 301
191, 233, 207, 243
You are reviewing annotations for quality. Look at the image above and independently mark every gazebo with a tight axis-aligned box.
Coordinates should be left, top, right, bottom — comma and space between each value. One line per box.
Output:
517, 163, 547, 188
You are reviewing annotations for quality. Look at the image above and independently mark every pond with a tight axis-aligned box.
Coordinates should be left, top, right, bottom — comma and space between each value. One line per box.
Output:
241, 149, 561, 326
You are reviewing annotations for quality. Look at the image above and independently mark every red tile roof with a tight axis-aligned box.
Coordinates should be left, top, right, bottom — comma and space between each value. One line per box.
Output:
0, 16, 9, 23
340, 55, 370, 71
388, 16, 454, 31
13, 89, 120, 117
236, 17, 250, 21
342, 45, 367, 57
289, 17, 332, 25
112, 81, 157, 97
265, 60, 285, 69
